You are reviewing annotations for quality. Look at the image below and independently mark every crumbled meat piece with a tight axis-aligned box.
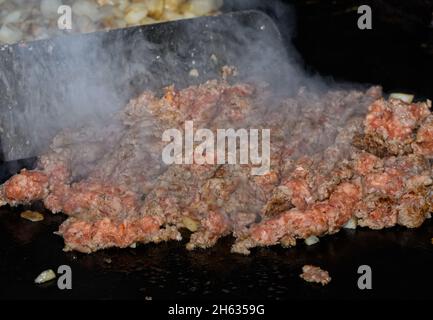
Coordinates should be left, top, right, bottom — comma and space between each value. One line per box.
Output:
357, 99, 431, 156
397, 193, 429, 228
232, 182, 360, 254
363, 169, 404, 198
262, 186, 292, 216
282, 177, 312, 210
58, 215, 180, 253
413, 113, 433, 158
0, 189, 6, 207
353, 152, 383, 176
300, 265, 331, 286
352, 132, 401, 157
1, 79, 433, 255
355, 195, 397, 229
186, 210, 231, 250
61, 181, 139, 219
365, 99, 429, 144
3, 170, 49, 205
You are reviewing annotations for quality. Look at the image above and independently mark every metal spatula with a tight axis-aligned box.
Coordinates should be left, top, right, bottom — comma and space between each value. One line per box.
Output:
0, 10, 293, 161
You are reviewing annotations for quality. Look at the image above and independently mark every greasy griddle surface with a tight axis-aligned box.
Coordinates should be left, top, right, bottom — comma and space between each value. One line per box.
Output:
1, 204, 432, 300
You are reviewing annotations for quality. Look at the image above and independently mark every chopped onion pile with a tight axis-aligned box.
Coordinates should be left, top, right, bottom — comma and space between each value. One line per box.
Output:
0, 0, 223, 44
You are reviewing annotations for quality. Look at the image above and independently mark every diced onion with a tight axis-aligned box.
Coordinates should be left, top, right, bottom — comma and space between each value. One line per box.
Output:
72, 0, 102, 22
97, 0, 115, 5
40, 0, 62, 18
124, 4, 149, 25
146, 0, 165, 19
182, 216, 199, 232
189, 68, 199, 77
162, 9, 184, 21
140, 17, 157, 26
34, 269, 56, 284
75, 15, 97, 33
0, 25, 23, 44
4, 11, 22, 24
304, 235, 320, 246
20, 210, 44, 222
117, 0, 130, 11
0, 1, 224, 45
210, 54, 218, 63
389, 93, 414, 103
165, 0, 186, 12
181, 0, 223, 16
343, 217, 357, 229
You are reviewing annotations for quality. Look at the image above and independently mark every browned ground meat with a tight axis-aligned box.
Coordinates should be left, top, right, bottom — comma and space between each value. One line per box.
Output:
2, 170, 49, 205
1, 76, 432, 255
300, 265, 332, 286
412, 115, 433, 158
353, 99, 432, 156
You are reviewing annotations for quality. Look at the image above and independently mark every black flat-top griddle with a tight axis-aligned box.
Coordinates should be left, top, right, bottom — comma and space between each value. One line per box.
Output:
1, 204, 433, 300
1, 0, 433, 301
0, 10, 294, 162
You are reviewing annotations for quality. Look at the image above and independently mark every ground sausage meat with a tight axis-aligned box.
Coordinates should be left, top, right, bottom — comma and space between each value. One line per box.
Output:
1, 77, 432, 254
3, 170, 49, 205
300, 265, 332, 286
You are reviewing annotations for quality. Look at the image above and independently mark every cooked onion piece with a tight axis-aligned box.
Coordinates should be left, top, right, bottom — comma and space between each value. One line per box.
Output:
40, 0, 62, 18
0, 24, 23, 44
389, 93, 415, 103
182, 216, 199, 232
146, 0, 165, 19
181, 0, 222, 16
20, 210, 44, 222
343, 217, 357, 229
124, 3, 149, 25
304, 235, 320, 246
165, 0, 186, 12
73, 0, 102, 22
189, 68, 199, 77
34, 269, 56, 284
4, 10, 22, 24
